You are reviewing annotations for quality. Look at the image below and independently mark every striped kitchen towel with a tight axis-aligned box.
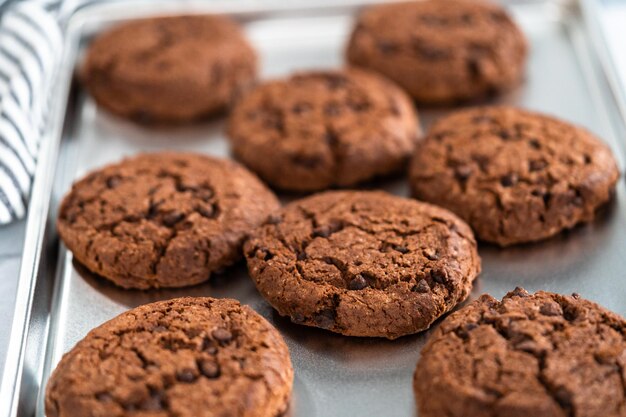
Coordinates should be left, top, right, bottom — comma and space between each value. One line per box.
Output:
0, 0, 63, 224
0, 0, 141, 224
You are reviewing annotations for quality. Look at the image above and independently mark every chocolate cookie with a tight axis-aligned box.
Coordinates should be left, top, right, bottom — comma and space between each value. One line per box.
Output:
45, 297, 293, 417
58, 152, 280, 289
227, 69, 420, 192
410, 107, 620, 246
82, 15, 257, 123
414, 288, 626, 417
346, 0, 527, 104
244, 191, 480, 339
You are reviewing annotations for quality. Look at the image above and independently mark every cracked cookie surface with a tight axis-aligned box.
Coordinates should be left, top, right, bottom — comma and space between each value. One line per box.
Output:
58, 152, 280, 289
244, 190, 480, 339
409, 106, 620, 246
82, 15, 257, 123
227, 69, 420, 192
415, 288, 626, 417
45, 297, 294, 417
346, 0, 527, 104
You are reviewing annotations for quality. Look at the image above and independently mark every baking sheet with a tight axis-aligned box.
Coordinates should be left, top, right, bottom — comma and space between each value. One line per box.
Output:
8, 0, 626, 416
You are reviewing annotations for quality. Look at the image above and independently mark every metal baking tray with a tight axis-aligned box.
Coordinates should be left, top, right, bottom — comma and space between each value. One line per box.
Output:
2, 0, 626, 416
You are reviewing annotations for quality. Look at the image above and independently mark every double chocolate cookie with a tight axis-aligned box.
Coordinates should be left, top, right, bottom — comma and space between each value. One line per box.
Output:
82, 15, 257, 123
45, 297, 294, 417
58, 152, 280, 289
415, 288, 626, 417
244, 191, 480, 339
346, 0, 527, 104
409, 107, 620, 246
227, 69, 420, 192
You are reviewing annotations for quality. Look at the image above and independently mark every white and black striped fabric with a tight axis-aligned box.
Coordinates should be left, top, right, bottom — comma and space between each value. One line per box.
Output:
0, 0, 63, 224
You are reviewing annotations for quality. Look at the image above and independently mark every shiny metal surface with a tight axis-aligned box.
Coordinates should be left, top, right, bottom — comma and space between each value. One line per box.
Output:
3, 1, 626, 416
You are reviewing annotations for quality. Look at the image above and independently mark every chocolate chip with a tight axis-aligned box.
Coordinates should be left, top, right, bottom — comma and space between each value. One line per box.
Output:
291, 154, 322, 169
266, 214, 282, 225
467, 58, 480, 78
312, 222, 343, 238
500, 173, 518, 187
212, 328, 233, 345
377, 40, 399, 54
198, 359, 220, 378
563, 305, 579, 321
325, 130, 339, 147
163, 211, 184, 227
510, 287, 529, 297
554, 387, 572, 409
319, 73, 347, 90
456, 322, 478, 339
423, 248, 439, 260
471, 154, 490, 172
465, 323, 478, 332
571, 292, 581, 299
412, 40, 449, 60
176, 368, 196, 383
542, 192, 552, 206
529, 139, 541, 149
490, 10, 508, 23
141, 390, 164, 411
584, 154, 592, 164
383, 243, 409, 254
529, 159, 547, 172
571, 190, 584, 207
147, 201, 160, 219
292, 313, 306, 324
348, 101, 370, 112
258, 248, 274, 261
313, 226, 331, 238
430, 268, 447, 284
413, 279, 430, 293
497, 130, 511, 140
292, 102, 312, 114
96, 392, 114, 402
395, 245, 409, 254
594, 347, 621, 365
297, 251, 307, 261
514, 339, 542, 354
348, 275, 368, 290
196, 188, 214, 201
539, 302, 562, 316
197, 204, 216, 219
455, 165, 473, 181
314, 309, 335, 329
201, 337, 218, 354
264, 116, 284, 132
106, 176, 121, 189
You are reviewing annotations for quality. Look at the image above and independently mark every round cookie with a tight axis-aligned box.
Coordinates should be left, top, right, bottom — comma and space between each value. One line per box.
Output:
244, 190, 481, 339
346, 0, 527, 104
227, 69, 420, 192
410, 106, 620, 246
45, 297, 294, 417
82, 15, 257, 123
414, 288, 626, 417
58, 152, 280, 289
